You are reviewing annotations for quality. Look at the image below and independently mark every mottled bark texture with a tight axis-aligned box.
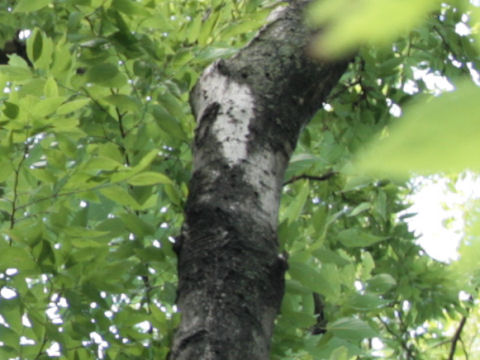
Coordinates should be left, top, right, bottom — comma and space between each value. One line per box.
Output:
169, 1, 350, 359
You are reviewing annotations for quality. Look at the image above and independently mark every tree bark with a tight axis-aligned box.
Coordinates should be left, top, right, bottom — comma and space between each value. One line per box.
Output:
169, 1, 350, 359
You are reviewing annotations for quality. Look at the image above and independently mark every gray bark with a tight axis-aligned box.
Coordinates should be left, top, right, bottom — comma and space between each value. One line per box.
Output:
169, 1, 350, 359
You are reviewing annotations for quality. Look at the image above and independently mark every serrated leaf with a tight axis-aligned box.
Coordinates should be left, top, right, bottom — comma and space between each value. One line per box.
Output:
346, 292, 390, 311
337, 228, 387, 248
120, 213, 155, 237
151, 105, 186, 141
127, 171, 172, 186
0, 325, 19, 349
44, 77, 59, 97
0, 247, 37, 272
100, 186, 141, 209
104, 94, 140, 112
57, 99, 91, 115
0, 65, 32, 81
32, 96, 66, 117
164, 183, 182, 206
0, 298, 22, 333
86, 63, 126, 87
14, 0, 51, 13
283, 181, 310, 223
135, 246, 165, 263
70, 238, 109, 248
27, 28, 43, 62
285, 279, 310, 294
288, 261, 335, 296
348, 202, 370, 217
132, 149, 159, 173
327, 317, 377, 341
367, 273, 397, 293
112, 0, 149, 16
281, 309, 316, 328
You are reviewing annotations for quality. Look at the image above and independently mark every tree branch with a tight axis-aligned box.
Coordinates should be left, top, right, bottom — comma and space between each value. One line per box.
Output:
448, 315, 468, 360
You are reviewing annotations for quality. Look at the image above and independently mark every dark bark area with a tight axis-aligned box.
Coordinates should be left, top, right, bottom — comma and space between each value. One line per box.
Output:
169, 1, 350, 359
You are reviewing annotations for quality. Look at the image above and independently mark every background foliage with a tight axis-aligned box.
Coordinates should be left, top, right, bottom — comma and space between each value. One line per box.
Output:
0, 0, 479, 359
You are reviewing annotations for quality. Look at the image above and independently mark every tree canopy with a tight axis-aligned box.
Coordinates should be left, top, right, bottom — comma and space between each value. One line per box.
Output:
0, 0, 479, 359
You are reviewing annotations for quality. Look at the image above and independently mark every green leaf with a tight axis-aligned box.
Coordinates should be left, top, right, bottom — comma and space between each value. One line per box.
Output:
283, 181, 310, 223
164, 183, 182, 206
127, 171, 173, 186
355, 81, 480, 177
104, 94, 140, 112
120, 213, 155, 237
86, 63, 125, 87
288, 261, 337, 297
348, 202, 370, 217
86, 62, 118, 81
112, 0, 149, 16
309, 0, 440, 56
337, 228, 387, 248
0, 65, 32, 81
0, 247, 37, 272
32, 96, 67, 117
150, 105, 186, 142
327, 317, 377, 341
367, 273, 397, 293
27, 28, 43, 63
57, 99, 91, 115
345, 292, 390, 311
100, 186, 141, 209
44, 76, 59, 97
0, 298, 22, 333
329, 346, 349, 360
26, 29, 53, 70
3, 102, 19, 119
0, 325, 19, 349
14, 0, 51, 13
132, 149, 159, 173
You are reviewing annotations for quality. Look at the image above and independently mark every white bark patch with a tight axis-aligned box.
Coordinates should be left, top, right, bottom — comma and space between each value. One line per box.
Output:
195, 61, 255, 165
266, 5, 287, 24
244, 151, 284, 227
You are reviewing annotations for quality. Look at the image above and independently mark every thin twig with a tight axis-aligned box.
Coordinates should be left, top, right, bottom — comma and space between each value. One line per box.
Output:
448, 315, 468, 360
9, 144, 29, 235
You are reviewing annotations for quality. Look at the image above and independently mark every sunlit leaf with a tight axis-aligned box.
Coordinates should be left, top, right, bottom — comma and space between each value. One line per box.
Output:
14, 0, 51, 13
26, 28, 43, 63
309, 0, 440, 56
337, 228, 387, 248
354, 81, 480, 177
44, 76, 59, 97
127, 171, 173, 186
366, 273, 397, 293
56, 99, 91, 115
86, 63, 126, 87
327, 317, 377, 341
32, 96, 66, 117
151, 105, 187, 142
104, 94, 140, 112
0, 65, 32, 80
283, 181, 310, 223
0, 247, 37, 272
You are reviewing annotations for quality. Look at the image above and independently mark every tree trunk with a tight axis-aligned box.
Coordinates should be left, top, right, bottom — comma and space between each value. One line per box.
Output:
169, 1, 350, 359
